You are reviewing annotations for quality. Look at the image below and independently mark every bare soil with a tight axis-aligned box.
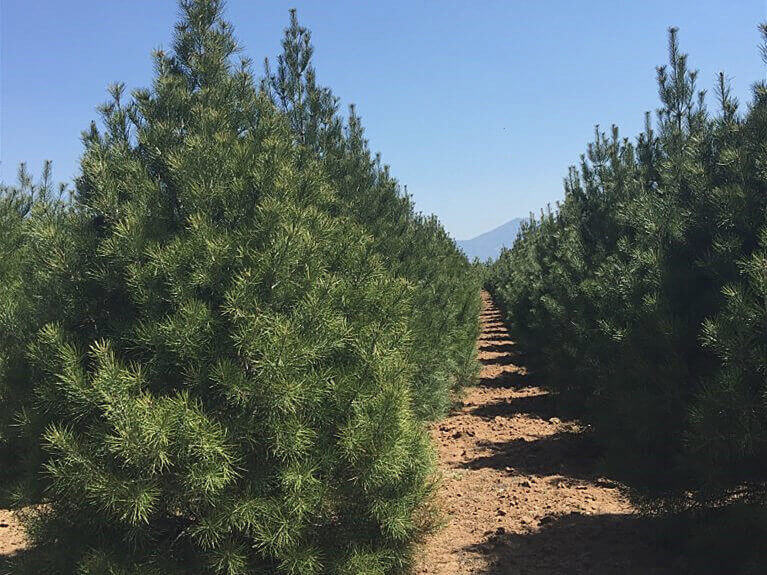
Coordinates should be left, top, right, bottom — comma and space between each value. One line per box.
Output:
0, 508, 26, 559
414, 291, 671, 574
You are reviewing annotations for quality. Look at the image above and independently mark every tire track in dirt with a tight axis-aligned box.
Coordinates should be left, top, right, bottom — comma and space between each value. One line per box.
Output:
415, 291, 670, 575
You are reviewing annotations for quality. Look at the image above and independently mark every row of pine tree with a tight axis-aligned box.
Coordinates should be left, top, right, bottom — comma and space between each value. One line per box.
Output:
487, 27, 767, 572
0, 2, 480, 573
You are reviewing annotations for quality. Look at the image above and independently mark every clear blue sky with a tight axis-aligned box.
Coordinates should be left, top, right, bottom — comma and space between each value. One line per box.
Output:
2, 1, 766, 239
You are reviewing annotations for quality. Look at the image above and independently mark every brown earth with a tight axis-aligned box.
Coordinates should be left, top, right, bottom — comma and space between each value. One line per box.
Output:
0, 507, 27, 560
414, 291, 671, 575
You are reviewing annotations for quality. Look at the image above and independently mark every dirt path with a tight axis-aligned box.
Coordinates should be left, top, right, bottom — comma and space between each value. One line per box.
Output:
415, 291, 670, 575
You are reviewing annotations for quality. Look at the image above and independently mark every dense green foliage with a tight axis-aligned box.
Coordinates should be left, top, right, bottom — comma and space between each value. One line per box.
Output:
0, 2, 479, 573
0, 164, 67, 502
488, 25, 767, 524
262, 12, 481, 419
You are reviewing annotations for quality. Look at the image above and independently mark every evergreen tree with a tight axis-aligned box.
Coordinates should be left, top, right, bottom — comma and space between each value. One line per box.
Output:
0, 162, 67, 501
10, 2, 439, 573
263, 12, 481, 419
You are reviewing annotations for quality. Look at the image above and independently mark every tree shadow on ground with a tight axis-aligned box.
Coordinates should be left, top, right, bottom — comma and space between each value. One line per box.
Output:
466, 511, 672, 575
479, 342, 516, 354
463, 430, 602, 482
470, 394, 558, 422
480, 354, 520, 366
472, 340, 603, 480
478, 371, 530, 389
479, 327, 508, 335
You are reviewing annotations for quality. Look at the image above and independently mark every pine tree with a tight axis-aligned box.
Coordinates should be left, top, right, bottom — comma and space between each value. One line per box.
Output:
263, 12, 481, 420
686, 37, 767, 494
11, 2, 437, 573
0, 162, 67, 501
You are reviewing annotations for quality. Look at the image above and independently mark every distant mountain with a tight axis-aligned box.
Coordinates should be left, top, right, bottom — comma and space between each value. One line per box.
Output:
457, 217, 524, 261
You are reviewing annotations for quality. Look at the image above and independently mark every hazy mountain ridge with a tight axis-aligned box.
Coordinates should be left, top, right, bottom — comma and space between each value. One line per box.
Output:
457, 217, 524, 261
